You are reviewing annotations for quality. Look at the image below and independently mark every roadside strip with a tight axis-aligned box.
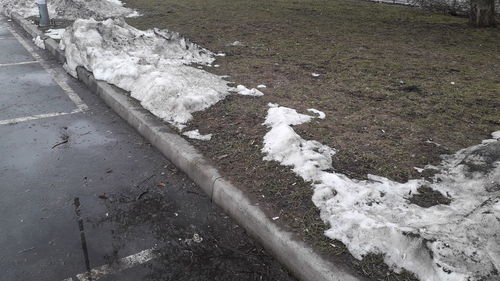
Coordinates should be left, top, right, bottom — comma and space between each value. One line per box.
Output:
9, 12, 363, 281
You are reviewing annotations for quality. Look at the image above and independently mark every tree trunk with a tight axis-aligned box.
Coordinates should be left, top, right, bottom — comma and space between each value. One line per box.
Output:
470, 0, 496, 27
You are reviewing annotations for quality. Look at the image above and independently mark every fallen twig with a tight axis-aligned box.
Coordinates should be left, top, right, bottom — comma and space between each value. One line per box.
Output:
51, 140, 68, 149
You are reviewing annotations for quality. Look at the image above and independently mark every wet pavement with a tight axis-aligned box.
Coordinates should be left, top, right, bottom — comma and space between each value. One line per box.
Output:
0, 17, 295, 281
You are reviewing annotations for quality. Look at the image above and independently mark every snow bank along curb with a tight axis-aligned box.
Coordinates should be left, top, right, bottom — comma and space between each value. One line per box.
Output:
9, 14, 362, 281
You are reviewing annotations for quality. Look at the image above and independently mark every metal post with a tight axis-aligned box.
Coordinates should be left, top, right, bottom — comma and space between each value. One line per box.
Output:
36, 0, 50, 27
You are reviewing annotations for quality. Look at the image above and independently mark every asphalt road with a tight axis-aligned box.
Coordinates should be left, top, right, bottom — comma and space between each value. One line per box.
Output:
0, 16, 295, 281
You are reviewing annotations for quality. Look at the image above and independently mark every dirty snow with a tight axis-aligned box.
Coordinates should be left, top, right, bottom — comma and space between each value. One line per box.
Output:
62, 18, 233, 129
0, 0, 137, 19
45, 28, 64, 40
236, 85, 264, 96
182, 129, 212, 141
262, 103, 500, 281
33, 35, 45, 49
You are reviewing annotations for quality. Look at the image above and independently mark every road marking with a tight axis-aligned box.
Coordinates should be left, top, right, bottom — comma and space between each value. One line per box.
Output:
0, 60, 38, 67
6, 24, 89, 112
0, 108, 83, 125
62, 248, 160, 281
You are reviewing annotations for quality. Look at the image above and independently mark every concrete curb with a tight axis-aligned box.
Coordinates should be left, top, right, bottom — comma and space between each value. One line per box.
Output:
10, 13, 363, 281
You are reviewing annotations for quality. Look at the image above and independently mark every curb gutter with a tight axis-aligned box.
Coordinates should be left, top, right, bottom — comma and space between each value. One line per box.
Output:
10, 13, 362, 281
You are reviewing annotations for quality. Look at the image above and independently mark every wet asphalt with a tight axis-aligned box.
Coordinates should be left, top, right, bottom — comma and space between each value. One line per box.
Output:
0, 17, 295, 281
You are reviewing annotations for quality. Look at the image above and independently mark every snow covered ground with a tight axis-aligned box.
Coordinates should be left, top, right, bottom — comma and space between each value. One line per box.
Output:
262, 103, 500, 281
0, 0, 138, 19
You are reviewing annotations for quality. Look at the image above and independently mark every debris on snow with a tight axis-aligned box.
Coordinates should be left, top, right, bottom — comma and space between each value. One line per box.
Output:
62, 18, 231, 129
307, 108, 326, 119
45, 28, 65, 40
236, 85, 264, 96
33, 36, 45, 49
0, 0, 138, 19
183, 129, 212, 141
262, 103, 500, 281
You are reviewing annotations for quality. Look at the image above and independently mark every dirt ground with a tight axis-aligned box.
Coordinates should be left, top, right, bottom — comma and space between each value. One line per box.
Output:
118, 0, 497, 279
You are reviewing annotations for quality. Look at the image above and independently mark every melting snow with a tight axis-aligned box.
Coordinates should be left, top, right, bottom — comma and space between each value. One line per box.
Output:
236, 85, 264, 96
1, 0, 137, 19
257, 84, 267, 89
262, 103, 500, 281
62, 18, 232, 129
493, 131, 500, 140
45, 28, 65, 40
414, 167, 424, 173
32, 35, 45, 49
182, 129, 212, 141
307, 108, 325, 119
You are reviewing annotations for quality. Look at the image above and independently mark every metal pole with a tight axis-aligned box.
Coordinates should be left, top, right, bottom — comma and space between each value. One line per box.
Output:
36, 0, 50, 27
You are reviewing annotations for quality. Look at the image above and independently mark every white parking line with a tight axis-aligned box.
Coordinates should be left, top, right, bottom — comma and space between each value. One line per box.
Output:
0, 24, 89, 126
62, 248, 160, 281
0, 108, 83, 125
6, 24, 89, 112
0, 60, 38, 67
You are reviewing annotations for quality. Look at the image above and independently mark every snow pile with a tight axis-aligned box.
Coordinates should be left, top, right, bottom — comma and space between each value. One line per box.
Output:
236, 85, 264, 96
262, 103, 500, 281
33, 35, 45, 49
182, 129, 212, 141
307, 108, 325, 119
45, 28, 64, 40
0, 0, 137, 19
62, 18, 232, 129
0, 0, 40, 18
